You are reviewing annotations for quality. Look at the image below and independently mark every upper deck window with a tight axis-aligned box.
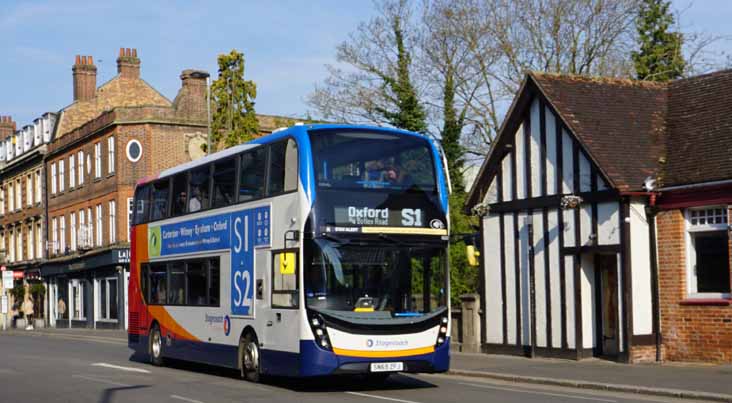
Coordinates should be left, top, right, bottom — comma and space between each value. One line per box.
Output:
309, 131, 436, 193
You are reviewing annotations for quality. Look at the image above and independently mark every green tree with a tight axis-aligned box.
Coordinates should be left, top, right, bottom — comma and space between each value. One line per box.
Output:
632, 0, 686, 81
380, 12, 428, 133
441, 63, 466, 194
210, 49, 259, 150
448, 192, 478, 303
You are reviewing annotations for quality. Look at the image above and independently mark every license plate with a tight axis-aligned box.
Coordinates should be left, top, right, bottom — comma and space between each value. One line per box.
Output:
370, 362, 404, 372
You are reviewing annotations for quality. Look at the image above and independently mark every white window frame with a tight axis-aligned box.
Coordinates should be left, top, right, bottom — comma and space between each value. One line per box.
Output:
34, 170, 41, 204
95, 277, 119, 322
69, 154, 76, 188
35, 221, 42, 259
15, 178, 21, 210
108, 137, 115, 174
59, 159, 65, 192
51, 217, 58, 256
94, 142, 101, 179
95, 205, 102, 247
7, 228, 14, 262
26, 174, 32, 206
59, 215, 66, 254
15, 225, 22, 262
27, 222, 34, 260
8, 182, 14, 212
685, 206, 731, 299
109, 200, 116, 244
71, 279, 85, 320
51, 162, 57, 195
70, 213, 77, 252
78, 151, 85, 186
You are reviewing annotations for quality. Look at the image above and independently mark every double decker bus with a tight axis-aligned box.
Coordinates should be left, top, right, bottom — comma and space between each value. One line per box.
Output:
128, 124, 451, 381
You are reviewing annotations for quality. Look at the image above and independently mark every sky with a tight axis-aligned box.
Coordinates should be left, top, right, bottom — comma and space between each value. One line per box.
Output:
1, 0, 730, 129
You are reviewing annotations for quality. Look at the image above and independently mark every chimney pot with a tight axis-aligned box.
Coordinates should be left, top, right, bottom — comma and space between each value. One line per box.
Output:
73, 53, 97, 101
75, 55, 81, 65
132, 48, 137, 57
89, 55, 93, 64
119, 48, 124, 57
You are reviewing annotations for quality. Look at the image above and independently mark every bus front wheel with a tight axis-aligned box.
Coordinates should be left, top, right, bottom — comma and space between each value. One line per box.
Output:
240, 332, 261, 382
149, 324, 164, 366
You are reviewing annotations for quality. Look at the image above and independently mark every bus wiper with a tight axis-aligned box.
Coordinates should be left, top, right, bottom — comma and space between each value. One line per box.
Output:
320, 232, 351, 245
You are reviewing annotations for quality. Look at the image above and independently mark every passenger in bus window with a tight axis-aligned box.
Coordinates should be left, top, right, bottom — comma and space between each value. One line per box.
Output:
175, 191, 187, 214
188, 188, 202, 212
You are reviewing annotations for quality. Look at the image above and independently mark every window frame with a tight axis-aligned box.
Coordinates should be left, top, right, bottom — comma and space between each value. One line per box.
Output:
94, 142, 102, 179
684, 206, 731, 299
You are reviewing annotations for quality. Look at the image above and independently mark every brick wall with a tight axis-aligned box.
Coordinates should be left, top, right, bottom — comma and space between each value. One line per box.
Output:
657, 209, 732, 363
629, 345, 657, 363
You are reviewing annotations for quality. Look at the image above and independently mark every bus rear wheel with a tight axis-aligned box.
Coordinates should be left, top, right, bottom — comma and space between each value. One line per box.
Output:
240, 332, 261, 382
149, 324, 164, 366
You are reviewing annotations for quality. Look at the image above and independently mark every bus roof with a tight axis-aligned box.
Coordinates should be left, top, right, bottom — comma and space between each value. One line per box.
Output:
137, 124, 431, 186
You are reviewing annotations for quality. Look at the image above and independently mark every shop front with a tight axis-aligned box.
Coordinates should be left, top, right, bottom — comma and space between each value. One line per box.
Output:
41, 247, 129, 330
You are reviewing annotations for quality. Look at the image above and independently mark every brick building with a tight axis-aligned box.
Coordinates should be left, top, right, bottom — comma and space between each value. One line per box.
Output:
467, 70, 732, 363
42, 48, 213, 329
0, 113, 56, 322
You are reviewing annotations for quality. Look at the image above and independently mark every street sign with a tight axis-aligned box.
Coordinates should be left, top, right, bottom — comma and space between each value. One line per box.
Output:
2, 271, 12, 289
1, 295, 7, 314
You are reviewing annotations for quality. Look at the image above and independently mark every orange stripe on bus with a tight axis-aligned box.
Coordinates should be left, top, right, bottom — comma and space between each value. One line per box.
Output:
148, 306, 199, 342
332, 345, 435, 358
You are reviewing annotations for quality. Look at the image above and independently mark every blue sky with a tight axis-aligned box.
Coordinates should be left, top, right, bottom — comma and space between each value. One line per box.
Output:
1, 0, 730, 128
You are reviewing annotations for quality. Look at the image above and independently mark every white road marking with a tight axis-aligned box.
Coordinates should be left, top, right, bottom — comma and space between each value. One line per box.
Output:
91, 362, 151, 373
458, 382, 617, 402
171, 395, 205, 403
73, 374, 131, 387
345, 391, 422, 403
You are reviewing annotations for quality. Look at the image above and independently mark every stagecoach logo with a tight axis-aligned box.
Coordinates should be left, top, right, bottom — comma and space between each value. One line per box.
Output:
223, 315, 231, 336
148, 227, 162, 257
365, 338, 409, 349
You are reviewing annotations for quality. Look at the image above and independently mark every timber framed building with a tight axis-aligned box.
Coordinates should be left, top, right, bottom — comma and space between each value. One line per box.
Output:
467, 70, 732, 363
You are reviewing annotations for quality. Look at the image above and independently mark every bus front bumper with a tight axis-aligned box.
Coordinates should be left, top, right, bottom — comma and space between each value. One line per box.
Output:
298, 338, 450, 377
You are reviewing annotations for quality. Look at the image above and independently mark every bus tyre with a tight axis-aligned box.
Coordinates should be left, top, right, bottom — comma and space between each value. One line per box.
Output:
240, 332, 261, 382
149, 325, 164, 366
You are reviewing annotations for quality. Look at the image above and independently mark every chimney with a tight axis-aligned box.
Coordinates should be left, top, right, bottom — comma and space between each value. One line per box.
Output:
72, 54, 97, 102
0, 116, 16, 138
174, 69, 209, 120
117, 47, 141, 79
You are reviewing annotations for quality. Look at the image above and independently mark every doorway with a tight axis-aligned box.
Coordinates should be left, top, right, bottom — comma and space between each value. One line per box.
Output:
594, 254, 619, 357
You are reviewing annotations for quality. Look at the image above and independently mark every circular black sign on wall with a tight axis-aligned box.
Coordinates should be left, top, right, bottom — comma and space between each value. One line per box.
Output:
126, 139, 142, 162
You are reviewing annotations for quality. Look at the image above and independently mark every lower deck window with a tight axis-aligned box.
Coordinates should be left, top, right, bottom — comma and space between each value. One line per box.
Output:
142, 257, 220, 306
687, 207, 731, 296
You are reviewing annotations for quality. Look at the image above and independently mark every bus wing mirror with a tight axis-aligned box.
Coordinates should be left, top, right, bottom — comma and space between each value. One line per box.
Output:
466, 245, 480, 267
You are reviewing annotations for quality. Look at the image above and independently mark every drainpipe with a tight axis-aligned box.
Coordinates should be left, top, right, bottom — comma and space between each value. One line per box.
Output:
645, 195, 661, 362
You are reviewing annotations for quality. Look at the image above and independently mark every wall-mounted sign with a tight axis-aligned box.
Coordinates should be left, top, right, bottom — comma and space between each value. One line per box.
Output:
2, 271, 13, 289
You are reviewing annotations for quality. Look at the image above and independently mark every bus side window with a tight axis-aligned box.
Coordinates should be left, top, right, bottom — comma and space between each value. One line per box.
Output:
209, 258, 220, 306
212, 157, 237, 208
150, 179, 170, 221
186, 260, 207, 305
168, 261, 186, 305
149, 263, 167, 305
189, 166, 210, 212
141, 264, 149, 304
268, 139, 298, 195
133, 184, 151, 225
171, 173, 188, 217
239, 148, 266, 202
272, 251, 298, 308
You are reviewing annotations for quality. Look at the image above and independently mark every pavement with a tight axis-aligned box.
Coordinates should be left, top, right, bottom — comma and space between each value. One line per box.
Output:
2, 327, 732, 402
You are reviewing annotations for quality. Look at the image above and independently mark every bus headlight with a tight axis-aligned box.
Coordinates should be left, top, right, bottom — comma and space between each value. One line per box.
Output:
308, 313, 332, 351
436, 316, 449, 346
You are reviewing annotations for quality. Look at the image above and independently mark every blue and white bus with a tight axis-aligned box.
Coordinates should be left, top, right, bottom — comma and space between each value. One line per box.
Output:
128, 124, 451, 381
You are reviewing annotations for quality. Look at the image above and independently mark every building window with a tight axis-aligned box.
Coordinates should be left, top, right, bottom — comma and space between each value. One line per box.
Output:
26, 174, 32, 206
71, 280, 85, 320
15, 178, 21, 210
126, 139, 142, 162
87, 207, 93, 248
7, 228, 14, 262
78, 151, 85, 186
27, 222, 34, 260
59, 215, 66, 254
69, 154, 76, 188
94, 142, 101, 179
108, 137, 115, 174
78, 209, 87, 249
686, 207, 731, 297
127, 197, 134, 242
51, 162, 57, 195
95, 204, 102, 247
35, 222, 42, 259
70, 213, 77, 251
59, 159, 65, 192
109, 200, 116, 244
97, 277, 118, 320
0, 185, 5, 215
15, 226, 22, 262
34, 170, 41, 204
51, 217, 58, 256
